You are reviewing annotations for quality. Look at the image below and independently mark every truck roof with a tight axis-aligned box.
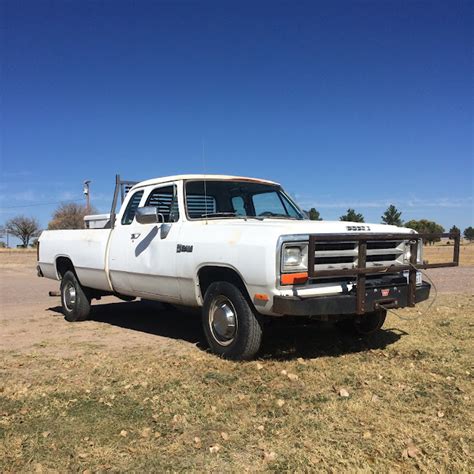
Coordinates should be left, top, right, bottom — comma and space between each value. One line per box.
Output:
131, 174, 280, 190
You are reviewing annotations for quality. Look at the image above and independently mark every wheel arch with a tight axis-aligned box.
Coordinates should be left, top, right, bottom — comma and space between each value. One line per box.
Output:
197, 264, 252, 304
55, 255, 77, 280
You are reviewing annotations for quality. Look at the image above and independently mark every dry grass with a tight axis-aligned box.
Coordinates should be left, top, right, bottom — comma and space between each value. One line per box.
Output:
2, 243, 473, 268
423, 242, 474, 266
1, 245, 472, 471
3, 244, 470, 296
0, 249, 36, 268
1, 293, 473, 472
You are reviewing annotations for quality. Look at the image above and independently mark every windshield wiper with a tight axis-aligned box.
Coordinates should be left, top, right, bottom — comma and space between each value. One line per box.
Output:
235, 215, 264, 221
200, 212, 300, 221
199, 212, 267, 221
258, 212, 299, 220
201, 212, 237, 218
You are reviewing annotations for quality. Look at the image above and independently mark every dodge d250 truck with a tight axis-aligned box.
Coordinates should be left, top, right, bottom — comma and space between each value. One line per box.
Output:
37, 174, 460, 360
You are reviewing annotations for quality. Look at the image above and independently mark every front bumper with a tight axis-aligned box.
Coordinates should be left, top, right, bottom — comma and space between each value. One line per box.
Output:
273, 282, 431, 316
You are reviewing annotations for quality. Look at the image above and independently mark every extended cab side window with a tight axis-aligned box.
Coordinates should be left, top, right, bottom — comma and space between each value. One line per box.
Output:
121, 190, 144, 225
145, 185, 179, 223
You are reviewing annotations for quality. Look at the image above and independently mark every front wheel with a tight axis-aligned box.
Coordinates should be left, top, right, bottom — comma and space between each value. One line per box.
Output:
202, 282, 263, 360
60, 271, 91, 322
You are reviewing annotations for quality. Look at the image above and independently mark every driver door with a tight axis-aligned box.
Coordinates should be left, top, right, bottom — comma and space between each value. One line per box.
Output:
108, 184, 181, 301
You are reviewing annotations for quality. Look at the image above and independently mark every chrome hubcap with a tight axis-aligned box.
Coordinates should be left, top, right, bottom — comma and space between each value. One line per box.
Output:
209, 296, 237, 346
64, 282, 76, 311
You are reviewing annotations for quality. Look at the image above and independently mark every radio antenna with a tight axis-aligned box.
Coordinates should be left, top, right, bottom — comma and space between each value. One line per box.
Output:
202, 138, 208, 225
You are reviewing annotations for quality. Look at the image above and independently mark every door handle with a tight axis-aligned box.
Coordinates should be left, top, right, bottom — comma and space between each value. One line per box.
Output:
131, 233, 141, 240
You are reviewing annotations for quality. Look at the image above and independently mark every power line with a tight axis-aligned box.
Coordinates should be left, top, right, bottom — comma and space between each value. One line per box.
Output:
0, 198, 84, 210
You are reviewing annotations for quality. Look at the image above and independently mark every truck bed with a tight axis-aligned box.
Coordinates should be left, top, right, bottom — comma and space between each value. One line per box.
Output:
38, 229, 111, 291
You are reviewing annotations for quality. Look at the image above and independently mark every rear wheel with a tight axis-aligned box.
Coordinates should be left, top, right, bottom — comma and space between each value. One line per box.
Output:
338, 309, 387, 336
60, 271, 91, 322
202, 282, 263, 360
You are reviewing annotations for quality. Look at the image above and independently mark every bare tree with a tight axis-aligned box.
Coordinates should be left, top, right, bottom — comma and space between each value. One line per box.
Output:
5, 216, 41, 247
48, 202, 96, 230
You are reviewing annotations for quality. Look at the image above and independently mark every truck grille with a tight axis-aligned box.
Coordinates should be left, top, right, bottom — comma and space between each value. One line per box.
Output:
312, 240, 407, 272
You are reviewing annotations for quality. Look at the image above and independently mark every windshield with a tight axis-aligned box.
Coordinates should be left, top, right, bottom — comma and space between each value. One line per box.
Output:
185, 180, 306, 220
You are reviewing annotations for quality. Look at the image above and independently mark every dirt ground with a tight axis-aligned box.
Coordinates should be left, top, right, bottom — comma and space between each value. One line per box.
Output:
0, 252, 196, 355
1, 248, 472, 355
1, 249, 473, 471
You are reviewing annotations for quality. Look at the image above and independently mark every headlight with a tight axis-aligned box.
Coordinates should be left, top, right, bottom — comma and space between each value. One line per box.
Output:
282, 243, 308, 272
284, 247, 303, 266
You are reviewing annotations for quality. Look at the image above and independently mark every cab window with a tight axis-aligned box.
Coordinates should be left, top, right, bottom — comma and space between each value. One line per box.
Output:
145, 185, 179, 222
121, 190, 144, 225
252, 191, 287, 217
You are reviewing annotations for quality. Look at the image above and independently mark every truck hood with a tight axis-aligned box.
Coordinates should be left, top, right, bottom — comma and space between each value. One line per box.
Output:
199, 218, 415, 237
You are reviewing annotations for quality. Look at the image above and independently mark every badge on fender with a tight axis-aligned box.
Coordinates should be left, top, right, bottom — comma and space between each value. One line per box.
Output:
177, 244, 193, 253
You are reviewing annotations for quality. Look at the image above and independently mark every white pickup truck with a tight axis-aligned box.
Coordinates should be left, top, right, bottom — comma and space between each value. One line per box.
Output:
38, 174, 459, 360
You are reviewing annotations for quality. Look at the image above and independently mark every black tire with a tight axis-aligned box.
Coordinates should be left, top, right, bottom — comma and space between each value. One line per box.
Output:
337, 309, 387, 336
60, 271, 91, 322
202, 282, 263, 360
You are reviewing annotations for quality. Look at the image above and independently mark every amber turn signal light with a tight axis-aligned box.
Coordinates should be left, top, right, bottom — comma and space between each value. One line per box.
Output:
280, 272, 308, 285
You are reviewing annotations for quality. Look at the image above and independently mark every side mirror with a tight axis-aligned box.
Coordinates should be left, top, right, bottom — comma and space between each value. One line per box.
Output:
135, 206, 165, 224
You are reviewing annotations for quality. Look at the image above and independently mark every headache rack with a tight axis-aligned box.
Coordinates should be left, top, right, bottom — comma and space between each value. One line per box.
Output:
110, 174, 138, 229
307, 232, 460, 314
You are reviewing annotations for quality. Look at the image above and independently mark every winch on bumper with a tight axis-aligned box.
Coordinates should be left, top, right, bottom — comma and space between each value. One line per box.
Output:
273, 281, 431, 316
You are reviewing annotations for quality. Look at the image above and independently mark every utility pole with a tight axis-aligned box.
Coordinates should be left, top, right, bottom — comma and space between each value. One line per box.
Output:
83, 180, 91, 214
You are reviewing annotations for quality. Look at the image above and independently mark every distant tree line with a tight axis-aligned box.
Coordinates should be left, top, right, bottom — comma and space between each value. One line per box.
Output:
302, 203, 472, 244
404, 219, 445, 245
465, 226, 474, 241
1, 202, 92, 248
1, 202, 473, 248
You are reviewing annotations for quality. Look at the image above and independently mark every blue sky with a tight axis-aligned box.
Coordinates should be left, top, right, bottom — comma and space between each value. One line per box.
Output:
1, 0, 473, 239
